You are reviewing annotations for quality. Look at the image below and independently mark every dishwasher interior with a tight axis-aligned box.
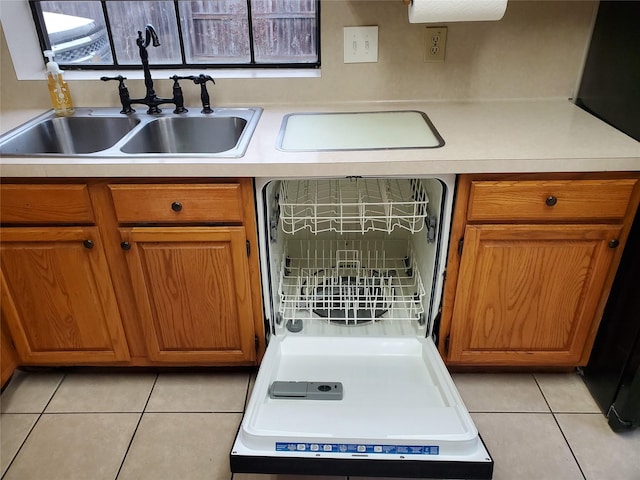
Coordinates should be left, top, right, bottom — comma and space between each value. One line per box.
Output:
265, 177, 445, 338
231, 176, 493, 479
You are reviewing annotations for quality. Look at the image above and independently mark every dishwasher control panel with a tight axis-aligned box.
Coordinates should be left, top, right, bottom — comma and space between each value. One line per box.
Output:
269, 381, 344, 400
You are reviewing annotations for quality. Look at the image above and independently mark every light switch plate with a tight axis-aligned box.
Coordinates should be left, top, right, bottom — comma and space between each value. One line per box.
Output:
344, 26, 379, 63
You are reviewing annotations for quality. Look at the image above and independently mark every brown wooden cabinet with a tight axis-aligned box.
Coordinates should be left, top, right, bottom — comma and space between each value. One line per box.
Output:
104, 180, 263, 365
0, 179, 264, 367
120, 227, 257, 364
440, 174, 640, 367
0, 226, 130, 364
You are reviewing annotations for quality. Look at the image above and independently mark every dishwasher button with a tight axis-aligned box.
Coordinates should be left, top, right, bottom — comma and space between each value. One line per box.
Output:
308, 382, 344, 400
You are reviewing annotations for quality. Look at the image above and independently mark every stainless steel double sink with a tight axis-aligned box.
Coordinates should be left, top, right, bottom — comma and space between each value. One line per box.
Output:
0, 107, 262, 157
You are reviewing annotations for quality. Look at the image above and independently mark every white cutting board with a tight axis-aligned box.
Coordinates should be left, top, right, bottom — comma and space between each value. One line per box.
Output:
278, 111, 443, 151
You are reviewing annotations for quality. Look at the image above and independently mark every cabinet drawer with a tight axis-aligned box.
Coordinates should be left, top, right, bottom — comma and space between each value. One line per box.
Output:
467, 179, 637, 222
0, 184, 94, 224
109, 184, 244, 224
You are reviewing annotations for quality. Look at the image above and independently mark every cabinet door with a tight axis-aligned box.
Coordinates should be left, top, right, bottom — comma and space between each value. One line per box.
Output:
121, 227, 257, 364
448, 224, 622, 366
0, 228, 130, 364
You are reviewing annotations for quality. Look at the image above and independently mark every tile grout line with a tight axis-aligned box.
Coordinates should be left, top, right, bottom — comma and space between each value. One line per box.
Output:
550, 412, 589, 480
469, 410, 557, 414
533, 374, 588, 480
29, 410, 246, 414
141, 410, 245, 414
242, 371, 252, 412
113, 372, 159, 480
1, 371, 67, 480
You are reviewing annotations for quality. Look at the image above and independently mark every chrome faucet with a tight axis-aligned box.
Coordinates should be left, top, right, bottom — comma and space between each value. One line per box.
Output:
101, 24, 187, 114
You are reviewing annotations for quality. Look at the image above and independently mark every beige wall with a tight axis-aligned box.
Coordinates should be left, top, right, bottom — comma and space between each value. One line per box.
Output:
1, 0, 596, 111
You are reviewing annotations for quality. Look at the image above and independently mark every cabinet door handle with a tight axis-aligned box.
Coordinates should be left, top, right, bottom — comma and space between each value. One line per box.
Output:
83, 239, 94, 249
608, 239, 620, 249
120, 241, 131, 251
171, 201, 183, 212
545, 195, 558, 207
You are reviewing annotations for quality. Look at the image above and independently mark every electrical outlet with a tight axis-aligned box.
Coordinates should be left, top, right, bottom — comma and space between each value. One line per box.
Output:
344, 26, 379, 63
424, 26, 447, 62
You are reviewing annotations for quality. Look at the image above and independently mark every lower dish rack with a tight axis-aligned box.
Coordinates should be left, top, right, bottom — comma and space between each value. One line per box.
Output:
277, 239, 426, 327
279, 178, 429, 235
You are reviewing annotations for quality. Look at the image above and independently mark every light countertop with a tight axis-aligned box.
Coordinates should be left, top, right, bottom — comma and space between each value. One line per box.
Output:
1, 99, 639, 178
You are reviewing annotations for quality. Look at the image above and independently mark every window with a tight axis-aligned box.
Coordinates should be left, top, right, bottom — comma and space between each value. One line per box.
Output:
29, 0, 320, 69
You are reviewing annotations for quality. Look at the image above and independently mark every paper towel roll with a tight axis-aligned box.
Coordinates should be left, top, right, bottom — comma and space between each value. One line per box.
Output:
409, 0, 507, 23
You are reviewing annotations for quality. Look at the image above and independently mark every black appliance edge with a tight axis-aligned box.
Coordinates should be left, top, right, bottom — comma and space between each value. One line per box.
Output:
582, 207, 640, 431
575, 1, 640, 142
230, 436, 493, 479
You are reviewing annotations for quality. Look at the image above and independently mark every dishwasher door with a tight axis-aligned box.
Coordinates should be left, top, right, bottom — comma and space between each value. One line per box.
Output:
230, 335, 493, 479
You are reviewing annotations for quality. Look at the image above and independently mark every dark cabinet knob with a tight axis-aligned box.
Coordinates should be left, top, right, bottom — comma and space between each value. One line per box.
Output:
608, 239, 620, 249
545, 195, 558, 207
120, 241, 131, 251
83, 239, 94, 249
171, 201, 183, 212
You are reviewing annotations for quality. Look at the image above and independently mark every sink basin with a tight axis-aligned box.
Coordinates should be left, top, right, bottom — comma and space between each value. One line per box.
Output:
0, 107, 262, 157
120, 116, 248, 154
0, 116, 140, 155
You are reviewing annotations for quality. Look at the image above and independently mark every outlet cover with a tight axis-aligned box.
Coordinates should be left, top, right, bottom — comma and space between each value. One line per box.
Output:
425, 26, 447, 63
344, 26, 379, 63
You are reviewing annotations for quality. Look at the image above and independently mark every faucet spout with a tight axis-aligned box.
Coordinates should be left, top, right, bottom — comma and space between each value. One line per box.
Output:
145, 24, 160, 48
136, 24, 161, 113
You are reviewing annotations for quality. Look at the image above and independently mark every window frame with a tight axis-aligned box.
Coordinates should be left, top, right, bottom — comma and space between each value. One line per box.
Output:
0, 0, 321, 81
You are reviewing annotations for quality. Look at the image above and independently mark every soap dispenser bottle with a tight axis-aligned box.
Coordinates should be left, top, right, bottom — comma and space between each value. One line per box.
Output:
44, 50, 74, 116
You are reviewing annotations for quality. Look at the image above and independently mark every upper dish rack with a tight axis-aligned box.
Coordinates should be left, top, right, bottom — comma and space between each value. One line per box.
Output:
279, 178, 429, 235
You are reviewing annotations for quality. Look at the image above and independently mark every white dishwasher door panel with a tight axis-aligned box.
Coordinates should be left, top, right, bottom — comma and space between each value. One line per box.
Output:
231, 336, 493, 479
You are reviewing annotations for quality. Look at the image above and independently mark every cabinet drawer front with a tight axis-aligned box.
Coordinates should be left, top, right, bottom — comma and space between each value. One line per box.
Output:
109, 184, 244, 224
468, 179, 637, 222
0, 185, 94, 224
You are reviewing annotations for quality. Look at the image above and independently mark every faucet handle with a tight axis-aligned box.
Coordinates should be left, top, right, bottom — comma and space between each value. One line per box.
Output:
169, 75, 188, 114
100, 75, 127, 87
101, 75, 134, 114
170, 75, 189, 88
193, 74, 215, 85
171, 75, 196, 82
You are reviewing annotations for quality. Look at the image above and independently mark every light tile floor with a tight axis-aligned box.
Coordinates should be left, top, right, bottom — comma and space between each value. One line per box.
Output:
1, 369, 639, 480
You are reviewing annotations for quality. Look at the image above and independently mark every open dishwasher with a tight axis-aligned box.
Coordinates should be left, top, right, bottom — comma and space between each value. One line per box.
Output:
231, 175, 493, 479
